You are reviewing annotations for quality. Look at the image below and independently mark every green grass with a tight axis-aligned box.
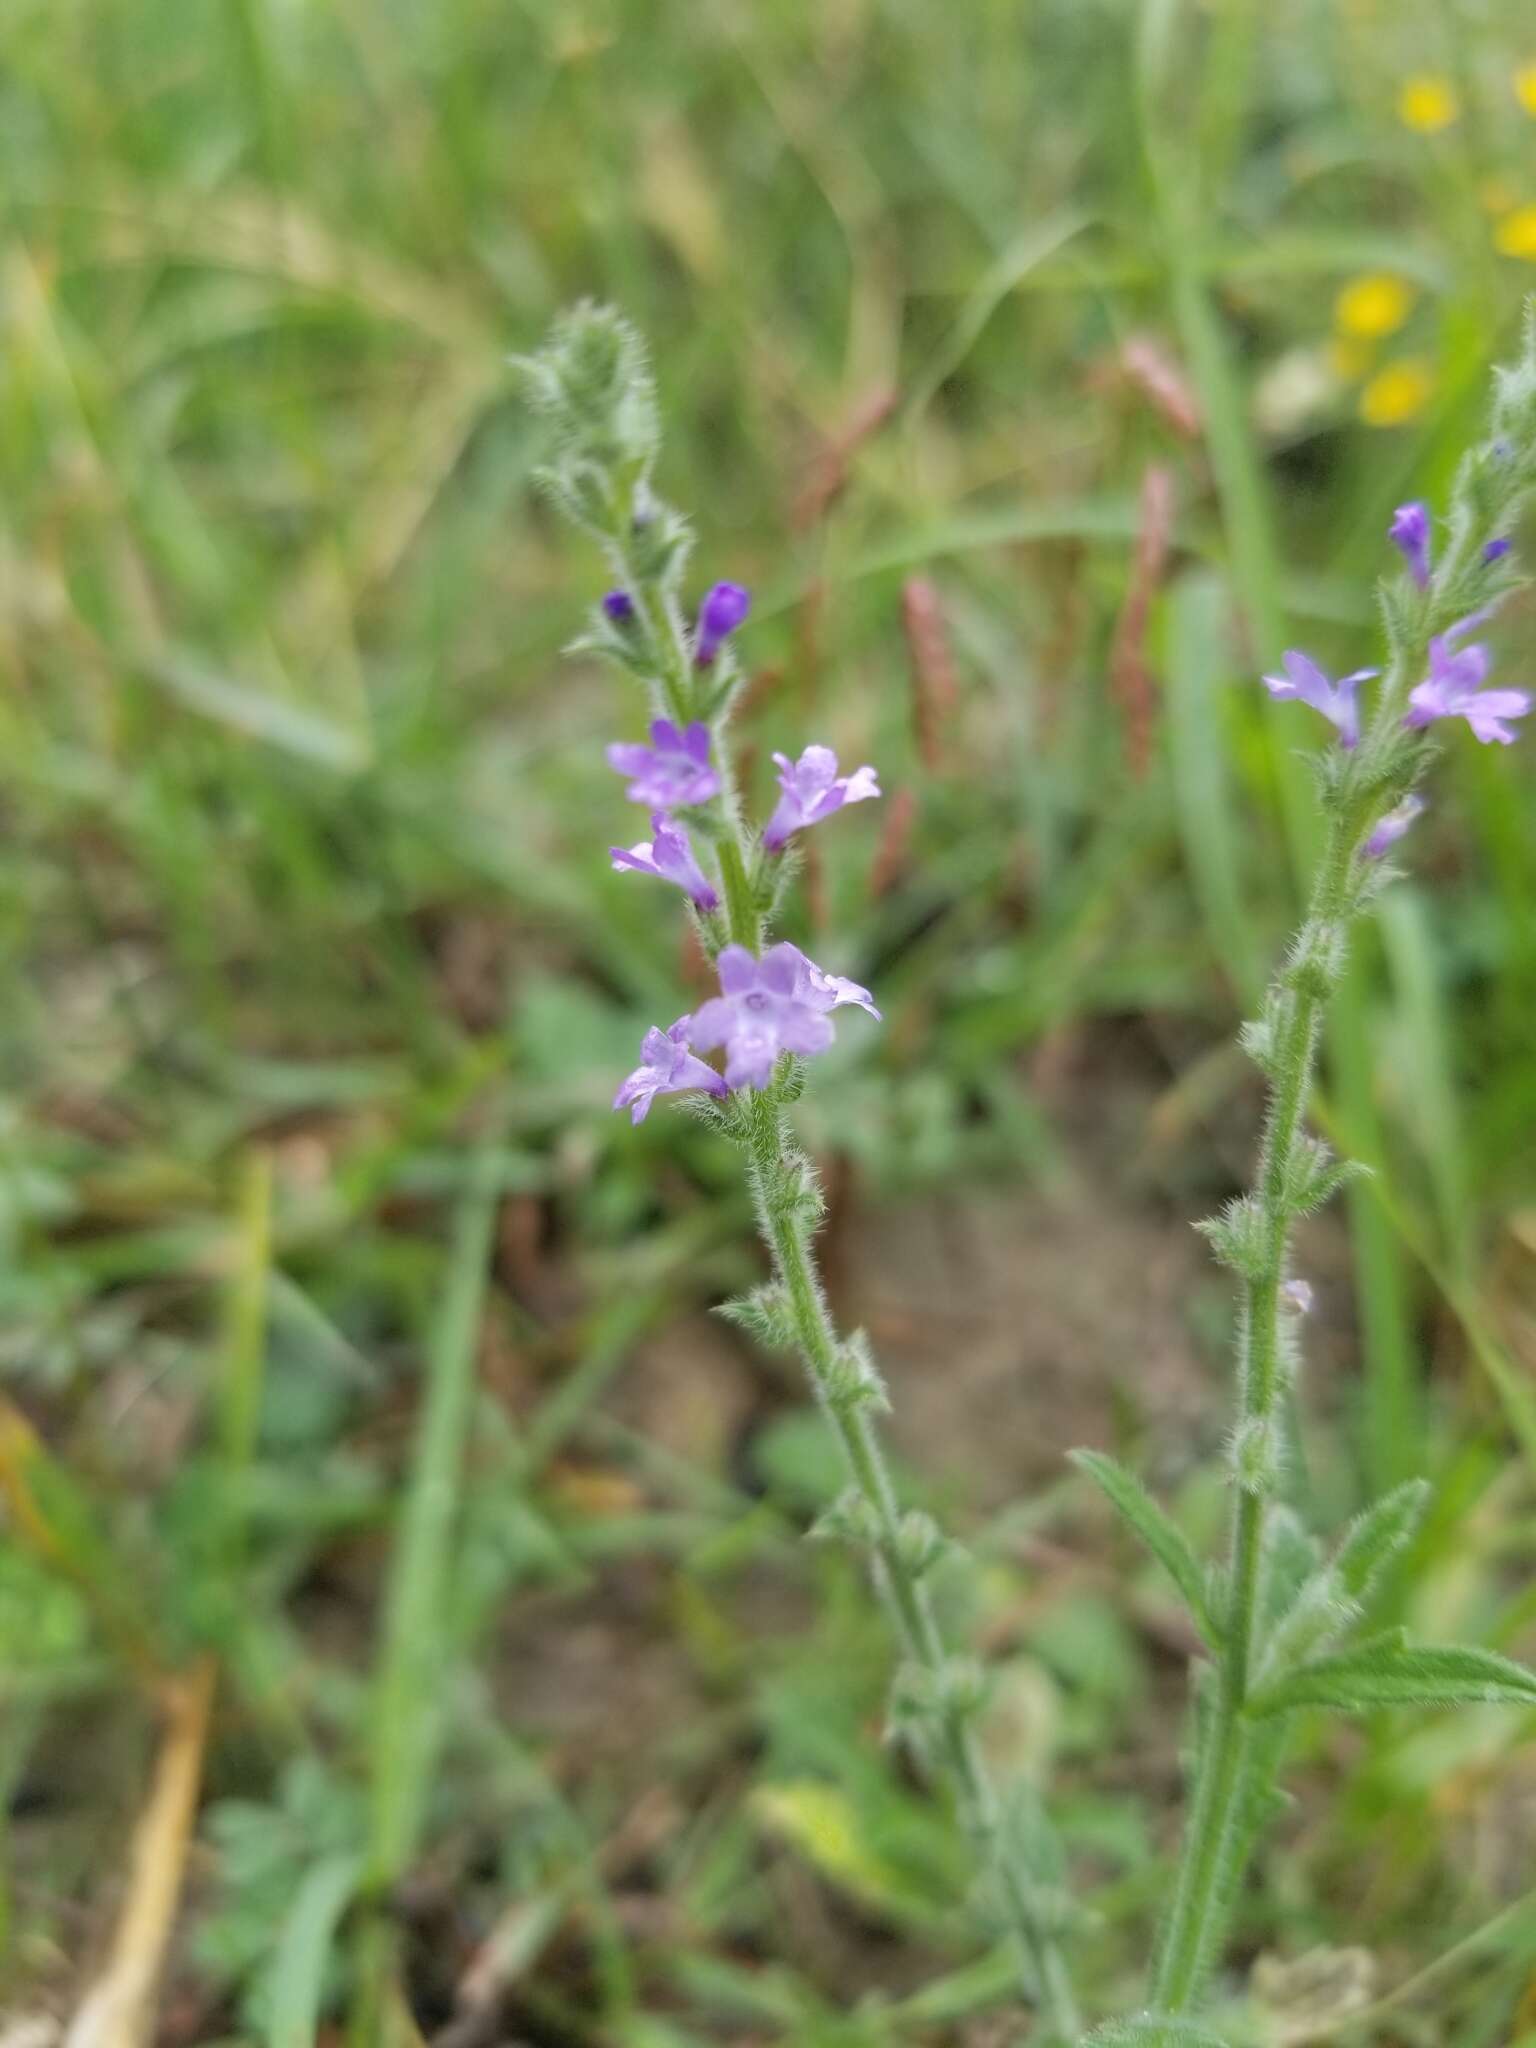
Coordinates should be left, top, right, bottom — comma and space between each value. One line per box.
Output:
5, 0, 1536, 2039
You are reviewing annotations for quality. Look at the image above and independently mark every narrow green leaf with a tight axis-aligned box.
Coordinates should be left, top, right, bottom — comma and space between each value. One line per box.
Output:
1070, 1450, 1216, 1643
266, 1852, 362, 2048
1331, 1478, 1431, 1607
1249, 1642, 1536, 1719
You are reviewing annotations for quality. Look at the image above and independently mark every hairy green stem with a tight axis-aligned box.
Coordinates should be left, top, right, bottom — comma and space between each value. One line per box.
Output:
601, 492, 1079, 2032
741, 1092, 1080, 2038
1153, 804, 1375, 2011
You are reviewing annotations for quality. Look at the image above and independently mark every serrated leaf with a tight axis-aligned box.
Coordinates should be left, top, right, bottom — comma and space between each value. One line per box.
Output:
1085, 2018, 1230, 2047
1070, 1450, 1217, 1644
1249, 1641, 1536, 1719
1332, 1478, 1430, 1607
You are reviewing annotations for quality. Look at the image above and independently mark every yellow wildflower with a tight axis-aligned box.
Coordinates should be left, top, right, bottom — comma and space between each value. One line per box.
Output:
1495, 205, 1536, 260
1359, 359, 1434, 427
1516, 64, 1536, 115
1398, 75, 1460, 133
1334, 273, 1413, 340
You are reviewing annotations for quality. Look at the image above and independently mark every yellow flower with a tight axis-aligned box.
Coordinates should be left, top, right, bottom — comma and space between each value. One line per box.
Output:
1495, 205, 1536, 259
1328, 335, 1375, 382
1398, 74, 1460, 133
1334, 273, 1413, 340
1359, 359, 1434, 427
1516, 64, 1536, 115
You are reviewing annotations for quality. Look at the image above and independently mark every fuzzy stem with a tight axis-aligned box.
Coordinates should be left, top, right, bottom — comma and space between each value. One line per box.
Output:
1152, 801, 1375, 2011
740, 1091, 1080, 2038
604, 502, 1078, 2032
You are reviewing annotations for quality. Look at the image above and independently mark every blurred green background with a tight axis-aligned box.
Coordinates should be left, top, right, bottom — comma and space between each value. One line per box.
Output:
5, 1, 1536, 2041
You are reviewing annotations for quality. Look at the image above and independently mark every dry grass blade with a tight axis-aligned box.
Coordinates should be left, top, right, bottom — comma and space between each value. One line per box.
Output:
65, 1658, 217, 2048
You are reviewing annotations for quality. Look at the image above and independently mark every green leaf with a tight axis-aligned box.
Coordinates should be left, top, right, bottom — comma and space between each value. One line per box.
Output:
1070, 1450, 1217, 1644
1332, 1478, 1431, 1607
265, 1852, 362, 2048
1085, 2017, 1231, 2047
1249, 1641, 1536, 1719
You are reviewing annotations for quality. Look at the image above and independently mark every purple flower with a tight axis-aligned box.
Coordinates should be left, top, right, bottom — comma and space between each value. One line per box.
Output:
1363, 793, 1426, 858
611, 813, 720, 907
1404, 612, 1532, 745
607, 719, 721, 808
1261, 651, 1378, 748
614, 1016, 727, 1123
690, 942, 879, 1089
1282, 1279, 1314, 1315
1484, 537, 1512, 564
1389, 502, 1432, 589
694, 581, 751, 665
762, 746, 882, 851
602, 589, 636, 624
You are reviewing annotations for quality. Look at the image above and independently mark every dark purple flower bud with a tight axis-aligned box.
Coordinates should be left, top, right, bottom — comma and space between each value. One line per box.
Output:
689, 942, 880, 1090
1405, 611, 1531, 744
607, 719, 720, 808
694, 581, 751, 665
613, 1016, 727, 1123
761, 745, 881, 850
610, 813, 720, 907
602, 589, 636, 624
1484, 537, 1512, 564
1389, 502, 1432, 589
1362, 793, 1425, 857
1262, 651, 1378, 748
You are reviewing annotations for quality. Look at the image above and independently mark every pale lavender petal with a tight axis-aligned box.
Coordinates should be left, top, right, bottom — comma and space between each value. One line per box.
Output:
716, 945, 759, 995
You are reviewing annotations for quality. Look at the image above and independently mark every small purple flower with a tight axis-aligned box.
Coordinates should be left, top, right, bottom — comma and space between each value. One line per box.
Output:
1363, 793, 1426, 858
1404, 612, 1532, 745
694, 581, 752, 665
611, 813, 720, 908
1282, 1278, 1314, 1315
690, 941, 879, 1089
614, 1016, 727, 1124
1261, 651, 1378, 748
607, 719, 721, 808
1389, 502, 1432, 589
795, 954, 882, 1020
762, 746, 882, 851
1484, 537, 1512, 565
602, 589, 636, 624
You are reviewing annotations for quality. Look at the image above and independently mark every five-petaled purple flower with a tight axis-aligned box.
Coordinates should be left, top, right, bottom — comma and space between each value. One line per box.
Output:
1389, 502, 1433, 589
1262, 651, 1379, 748
762, 745, 881, 851
694, 581, 752, 665
614, 1017, 728, 1123
1404, 612, 1532, 745
611, 813, 720, 907
690, 942, 880, 1089
607, 719, 721, 808
1363, 793, 1426, 858
602, 589, 636, 624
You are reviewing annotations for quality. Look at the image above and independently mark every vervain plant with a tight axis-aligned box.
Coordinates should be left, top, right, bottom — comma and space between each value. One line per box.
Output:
518, 303, 1536, 2046
515, 305, 1080, 2036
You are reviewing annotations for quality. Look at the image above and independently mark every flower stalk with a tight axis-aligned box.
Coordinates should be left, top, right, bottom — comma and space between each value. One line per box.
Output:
1146, 321, 1536, 2023
516, 304, 1080, 2040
